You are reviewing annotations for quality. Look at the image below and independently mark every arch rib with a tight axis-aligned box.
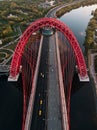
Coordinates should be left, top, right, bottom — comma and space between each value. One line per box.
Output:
9, 17, 88, 80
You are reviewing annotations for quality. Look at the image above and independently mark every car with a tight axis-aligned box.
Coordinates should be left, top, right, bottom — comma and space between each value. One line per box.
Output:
40, 99, 43, 105
38, 110, 42, 116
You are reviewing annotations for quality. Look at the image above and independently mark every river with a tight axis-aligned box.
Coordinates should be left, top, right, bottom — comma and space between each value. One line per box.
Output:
0, 75, 23, 130
60, 4, 97, 52
60, 4, 97, 130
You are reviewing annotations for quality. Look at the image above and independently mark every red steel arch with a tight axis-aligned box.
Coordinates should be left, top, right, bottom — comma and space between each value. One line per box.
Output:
10, 17, 88, 79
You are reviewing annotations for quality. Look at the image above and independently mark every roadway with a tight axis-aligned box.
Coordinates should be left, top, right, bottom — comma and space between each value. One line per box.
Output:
30, 36, 49, 130
47, 35, 62, 130
30, 33, 63, 130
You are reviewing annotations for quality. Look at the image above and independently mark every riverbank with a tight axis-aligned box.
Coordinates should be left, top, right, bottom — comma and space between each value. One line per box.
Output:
56, 0, 97, 52
56, 0, 97, 18
84, 8, 97, 51
88, 49, 97, 114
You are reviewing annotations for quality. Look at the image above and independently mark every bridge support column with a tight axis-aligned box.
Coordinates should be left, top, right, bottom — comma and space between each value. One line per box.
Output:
8, 66, 22, 81
78, 74, 89, 82
8, 73, 20, 81
75, 65, 89, 82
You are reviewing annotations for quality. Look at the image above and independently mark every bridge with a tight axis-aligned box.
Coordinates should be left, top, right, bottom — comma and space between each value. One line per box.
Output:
8, 17, 89, 130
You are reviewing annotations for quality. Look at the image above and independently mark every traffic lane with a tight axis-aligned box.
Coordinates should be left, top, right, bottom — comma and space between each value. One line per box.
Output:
30, 36, 49, 130
47, 35, 62, 130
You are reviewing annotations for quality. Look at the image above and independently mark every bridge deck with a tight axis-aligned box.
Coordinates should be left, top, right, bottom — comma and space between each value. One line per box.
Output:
47, 35, 62, 130
24, 33, 69, 130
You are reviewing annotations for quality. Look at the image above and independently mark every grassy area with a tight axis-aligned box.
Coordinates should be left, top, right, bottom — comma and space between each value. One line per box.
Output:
0, 49, 12, 56
0, 0, 75, 46
84, 8, 97, 51
0, 53, 6, 59
5, 44, 17, 51
0, 0, 52, 45
0, 49, 12, 64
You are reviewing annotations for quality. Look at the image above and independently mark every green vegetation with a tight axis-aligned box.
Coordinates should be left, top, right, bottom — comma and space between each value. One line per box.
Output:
85, 8, 97, 71
0, 49, 12, 63
5, 41, 17, 50
0, 0, 76, 46
84, 9, 97, 50
0, 53, 6, 59
0, 1, 51, 44
56, 2, 81, 17
0, 49, 12, 57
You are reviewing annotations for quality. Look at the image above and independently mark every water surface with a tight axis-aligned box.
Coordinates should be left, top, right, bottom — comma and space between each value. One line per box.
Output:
60, 4, 97, 51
